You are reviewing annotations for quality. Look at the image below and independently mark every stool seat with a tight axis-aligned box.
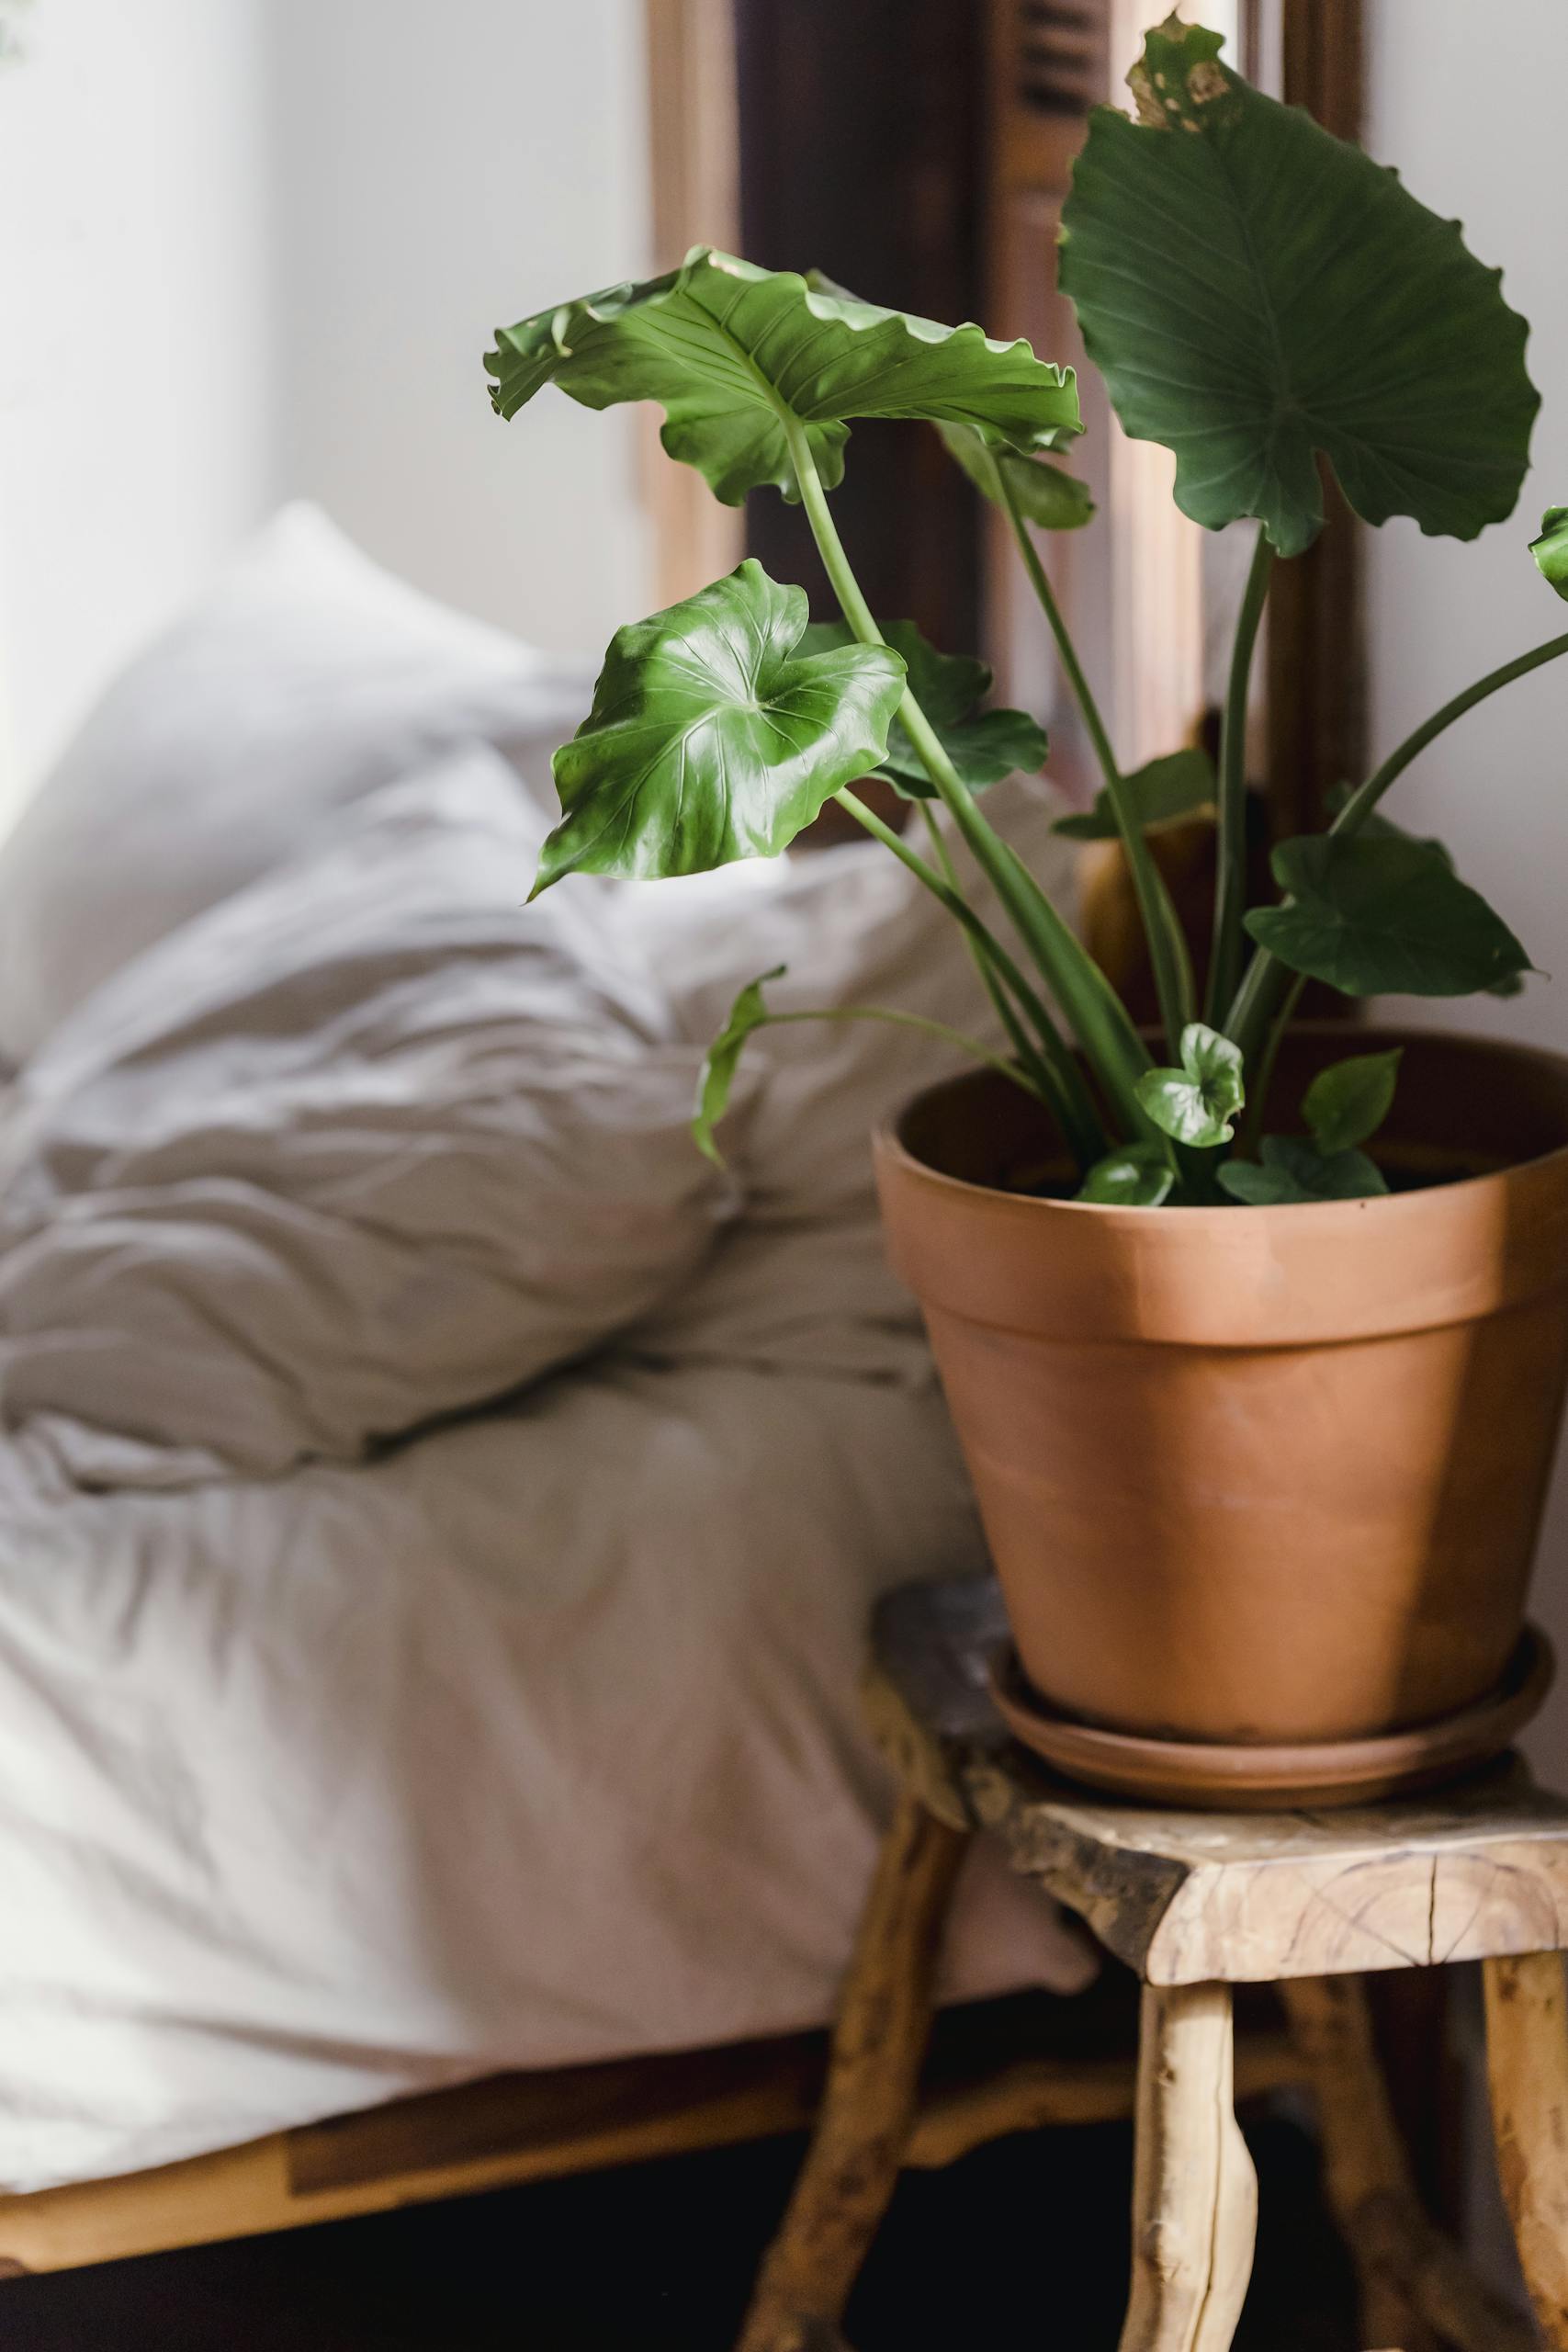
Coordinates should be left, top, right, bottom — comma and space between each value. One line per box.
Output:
868, 1572, 1568, 1984
738, 1576, 1568, 2352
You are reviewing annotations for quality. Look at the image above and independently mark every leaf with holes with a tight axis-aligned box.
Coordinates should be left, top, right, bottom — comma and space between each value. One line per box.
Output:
1054, 749, 1217, 840
488, 247, 1082, 505
1244, 834, 1532, 998
534, 560, 907, 894
1058, 18, 1538, 555
800, 618, 1047, 797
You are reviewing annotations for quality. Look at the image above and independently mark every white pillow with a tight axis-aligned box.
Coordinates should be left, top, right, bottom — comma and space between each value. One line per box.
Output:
0, 749, 730, 1487
0, 505, 594, 1062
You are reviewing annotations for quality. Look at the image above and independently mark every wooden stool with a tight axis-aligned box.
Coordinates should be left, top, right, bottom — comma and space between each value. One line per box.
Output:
738, 1576, 1568, 2352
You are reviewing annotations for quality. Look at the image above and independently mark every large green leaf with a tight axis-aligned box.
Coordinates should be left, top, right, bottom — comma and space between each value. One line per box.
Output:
1244, 835, 1531, 996
487, 247, 1081, 505
1057, 17, 1538, 556
939, 421, 1094, 530
535, 561, 906, 895
1135, 1022, 1244, 1148
799, 618, 1047, 797
1053, 749, 1216, 841
1533, 507, 1568, 599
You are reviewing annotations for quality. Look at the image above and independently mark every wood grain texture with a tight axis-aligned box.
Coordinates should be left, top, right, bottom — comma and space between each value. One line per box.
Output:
872, 1577, 1568, 1984
1484, 1951, 1568, 2347
1283, 1975, 1534, 2351
737, 1794, 967, 2351
1117, 1984, 1257, 2352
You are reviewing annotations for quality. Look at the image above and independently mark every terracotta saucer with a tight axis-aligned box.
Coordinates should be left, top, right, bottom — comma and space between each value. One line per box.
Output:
987, 1626, 1555, 1811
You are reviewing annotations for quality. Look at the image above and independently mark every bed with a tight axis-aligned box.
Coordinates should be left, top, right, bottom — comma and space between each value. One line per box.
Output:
0, 513, 1092, 2248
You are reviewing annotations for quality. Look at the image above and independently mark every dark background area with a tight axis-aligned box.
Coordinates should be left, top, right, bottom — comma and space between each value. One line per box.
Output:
0, 2111, 1356, 2350
736, 0, 986, 655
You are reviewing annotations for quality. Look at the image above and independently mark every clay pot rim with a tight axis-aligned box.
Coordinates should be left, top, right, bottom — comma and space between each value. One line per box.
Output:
877, 1023, 1568, 1227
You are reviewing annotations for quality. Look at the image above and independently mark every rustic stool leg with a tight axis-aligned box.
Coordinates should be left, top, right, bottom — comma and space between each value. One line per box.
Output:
1281, 1973, 1534, 2352
1484, 1951, 1568, 2347
734, 1794, 969, 2352
1117, 1982, 1257, 2352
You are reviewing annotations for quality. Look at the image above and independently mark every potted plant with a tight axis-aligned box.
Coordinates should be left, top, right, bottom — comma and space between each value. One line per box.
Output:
487, 15, 1568, 1804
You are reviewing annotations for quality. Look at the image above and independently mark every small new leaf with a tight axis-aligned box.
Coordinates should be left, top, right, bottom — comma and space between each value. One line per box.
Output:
536, 561, 906, 893
692, 967, 785, 1166
1054, 748, 1217, 841
799, 618, 1047, 797
939, 420, 1095, 530
1302, 1048, 1403, 1156
1135, 1021, 1245, 1149
1532, 506, 1568, 600
1077, 1144, 1176, 1207
1220, 1136, 1388, 1206
1244, 835, 1532, 998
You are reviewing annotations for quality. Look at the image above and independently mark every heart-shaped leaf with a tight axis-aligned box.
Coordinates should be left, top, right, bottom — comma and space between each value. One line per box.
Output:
1135, 1021, 1245, 1148
799, 619, 1048, 797
1054, 749, 1217, 841
1532, 507, 1568, 599
1302, 1048, 1403, 1156
1077, 1143, 1176, 1207
939, 420, 1094, 530
1220, 1136, 1388, 1206
1318, 797, 1519, 1004
1244, 835, 1532, 998
488, 247, 1082, 506
535, 561, 907, 894
1058, 18, 1538, 556
693, 967, 785, 1166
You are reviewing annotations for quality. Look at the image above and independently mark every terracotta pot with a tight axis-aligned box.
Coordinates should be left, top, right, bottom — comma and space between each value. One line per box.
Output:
874, 1026, 1568, 1753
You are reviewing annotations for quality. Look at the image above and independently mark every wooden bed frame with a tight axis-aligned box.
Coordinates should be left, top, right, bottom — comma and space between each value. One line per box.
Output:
0, 1987, 1304, 2278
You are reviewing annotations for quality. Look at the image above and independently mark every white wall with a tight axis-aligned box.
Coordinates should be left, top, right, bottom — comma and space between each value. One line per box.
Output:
0, 0, 276, 798
268, 0, 650, 665
0, 0, 649, 817
1366, 0, 1568, 1771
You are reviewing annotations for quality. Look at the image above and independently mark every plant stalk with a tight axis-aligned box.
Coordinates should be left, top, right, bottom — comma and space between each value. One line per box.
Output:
835, 788, 1107, 1164
1206, 525, 1273, 1026
782, 411, 1159, 1148
994, 458, 1196, 1057
1226, 626, 1568, 1064
919, 805, 1065, 1112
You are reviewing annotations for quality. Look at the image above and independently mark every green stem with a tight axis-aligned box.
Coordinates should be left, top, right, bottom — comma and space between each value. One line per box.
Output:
1235, 975, 1304, 1159
836, 788, 1106, 1164
994, 458, 1195, 1059
762, 1006, 1046, 1104
1226, 626, 1568, 1064
782, 411, 1157, 1148
993, 458, 1118, 783
1335, 629, 1568, 836
1206, 526, 1273, 1026
919, 806, 1063, 1110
